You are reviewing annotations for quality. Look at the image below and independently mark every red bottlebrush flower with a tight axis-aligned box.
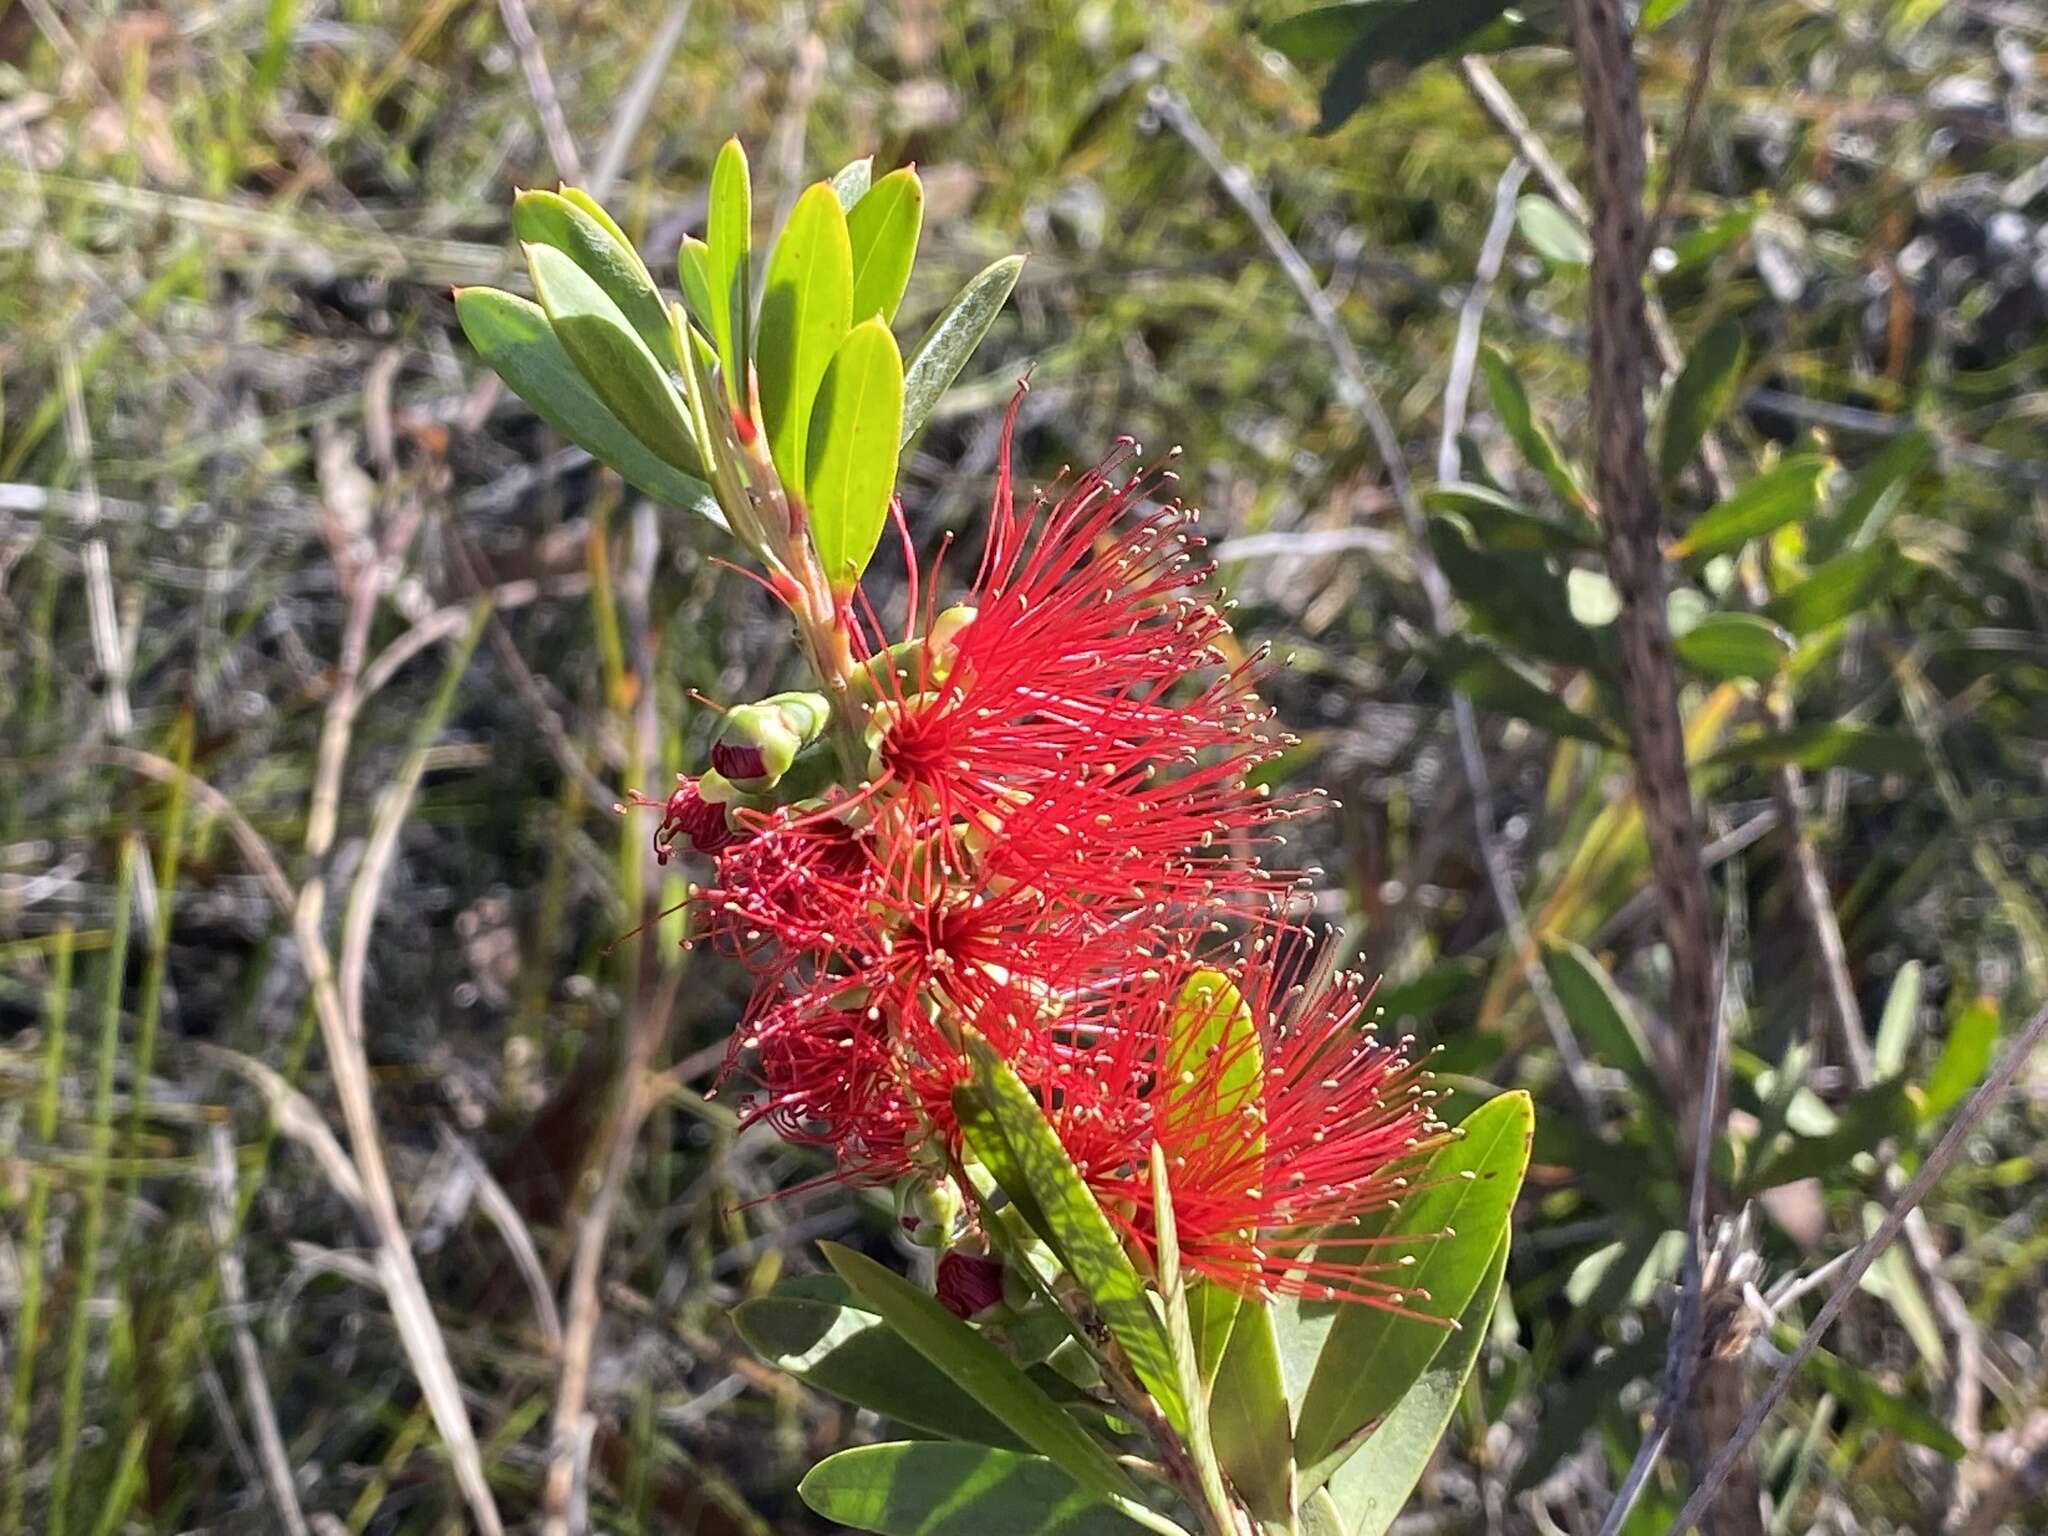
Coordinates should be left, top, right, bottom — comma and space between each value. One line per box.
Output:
853, 387, 1301, 917
1041, 931, 1447, 1312
935, 1250, 1008, 1319
649, 776, 742, 862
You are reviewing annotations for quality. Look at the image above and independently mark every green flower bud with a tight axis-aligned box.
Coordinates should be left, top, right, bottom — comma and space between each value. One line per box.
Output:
711, 691, 831, 790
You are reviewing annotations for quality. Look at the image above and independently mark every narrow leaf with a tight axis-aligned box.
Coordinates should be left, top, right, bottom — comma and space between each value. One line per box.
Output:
1765, 540, 1911, 634
1315, 0, 1517, 131
1294, 1092, 1533, 1493
1922, 998, 1998, 1123
1872, 960, 1924, 1081
1423, 483, 1597, 555
1539, 942, 1655, 1091
902, 254, 1024, 446
1426, 520, 1608, 674
1210, 1299, 1295, 1524
1326, 1233, 1508, 1536
800, 1443, 1164, 1536
954, 1034, 1189, 1436
525, 242, 702, 475
1479, 346, 1591, 513
821, 1243, 1136, 1501
847, 166, 925, 323
454, 287, 718, 521
1808, 428, 1932, 561
1262, 2, 1387, 63
734, 1296, 1029, 1448
1657, 317, 1747, 486
1669, 455, 1831, 561
758, 181, 854, 489
1705, 723, 1920, 776
707, 137, 753, 410
513, 188, 676, 368
1672, 612, 1793, 682
1434, 636, 1622, 747
1186, 1280, 1241, 1390
831, 155, 875, 210
1515, 194, 1590, 267
675, 236, 718, 336
805, 318, 905, 589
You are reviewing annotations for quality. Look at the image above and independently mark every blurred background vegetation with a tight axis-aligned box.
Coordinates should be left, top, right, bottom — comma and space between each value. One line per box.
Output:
2, 1, 2046, 1532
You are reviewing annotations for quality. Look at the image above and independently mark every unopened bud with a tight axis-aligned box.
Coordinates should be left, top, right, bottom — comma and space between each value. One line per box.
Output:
710, 691, 831, 790
934, 1250, 1007, 1319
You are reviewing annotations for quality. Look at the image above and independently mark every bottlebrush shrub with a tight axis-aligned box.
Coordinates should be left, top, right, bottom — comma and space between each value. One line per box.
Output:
463, 142, 1533, 1536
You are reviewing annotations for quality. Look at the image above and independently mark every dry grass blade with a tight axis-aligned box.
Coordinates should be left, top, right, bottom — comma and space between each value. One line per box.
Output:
205, 1125, 312, 1536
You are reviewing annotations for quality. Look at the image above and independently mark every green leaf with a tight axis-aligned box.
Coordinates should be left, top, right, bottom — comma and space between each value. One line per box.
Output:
513, 188, 676, 369
1210, 1298, 1295, 1524
1315, 0, 1517, 131
805, 318, 905, 589
1922, 997, 1998, 1124
1539, 941, 1656, 1091
732, 1296, 1029, 1449
1809, 428, 1933, 561
1301, 1489, 1348, 1536
799, 1443, 1164, 1536
1426, 519, 1608, 675
454, 287, 717, 520
1434, 636, 1622, 747
1664, 198, 1763, 273
1162, 970, 1263, 1156
1262, 2, 1388, 63
1765, 541, 1911, 635
820, 1243, 1136, 1501
1422, 483, 1598, 556
707, 137, 753, 411
1186, 1279, 1241, 1390
524, 242, 703, 475
1673, 612, 1794, 682
1641, 0, 1697, 25
953, 1033, 1189, 1437
1479, 347, 1591, 513
1872, 961, 1924, 1081
1657, 317, 1747, 486
1326, 1232, 1508, 1536
1793, 1339, 1965, 1459
832, 155, 875, 210
847, 167, 925, 324
675, 236, 718, 338
1515, 194, 1590, 267
1705, 722, 1920, 776
1294, 1092, 1532, 1493
902, 254, 1025, 447
758, 181, 854, 489
1746, 1078, 1916, 1191
1670, 455, 1831, 561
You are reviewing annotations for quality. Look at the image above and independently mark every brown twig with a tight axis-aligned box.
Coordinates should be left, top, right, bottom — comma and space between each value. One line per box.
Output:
1647, 0, 1734, 253
1673, 997, 2048, 1533
1565, 4, 1756, 1529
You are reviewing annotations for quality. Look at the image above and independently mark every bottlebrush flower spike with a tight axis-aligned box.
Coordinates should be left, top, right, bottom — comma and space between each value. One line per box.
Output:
1041, 931, 1449, 1311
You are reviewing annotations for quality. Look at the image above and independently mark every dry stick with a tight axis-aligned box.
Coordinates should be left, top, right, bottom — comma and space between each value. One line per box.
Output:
205, 1125, 312, 1536
302, 600, 503, 1535
1146, 85, 1600, 1113
306, 495, 425, 859
1646, 0, 1734, 252
497, 0, 583, 183
541, 963, 686, 1536
1564, 6, 1759, 1532
587, 0, 694, 202
1671, 996, 2048, 1535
